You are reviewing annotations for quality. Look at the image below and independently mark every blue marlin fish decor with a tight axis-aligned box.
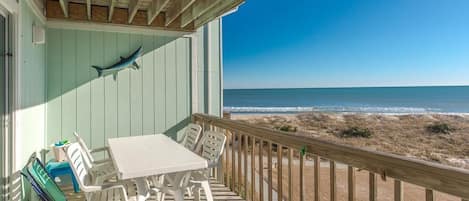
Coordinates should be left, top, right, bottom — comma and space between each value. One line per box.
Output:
91, 46, 143, 79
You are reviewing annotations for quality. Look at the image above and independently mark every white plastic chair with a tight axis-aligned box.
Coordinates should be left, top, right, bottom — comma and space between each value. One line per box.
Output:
73, 132, 116, 184
64, 143, 134, 201
181, 123, 203, 151
73, 132, 112, 165
148, 124, 203, 199
190, 131, 226, 201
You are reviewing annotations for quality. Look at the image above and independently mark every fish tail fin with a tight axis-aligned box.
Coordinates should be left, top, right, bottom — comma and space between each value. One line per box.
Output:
132, 62, 140, 69
91, 65, 103, 77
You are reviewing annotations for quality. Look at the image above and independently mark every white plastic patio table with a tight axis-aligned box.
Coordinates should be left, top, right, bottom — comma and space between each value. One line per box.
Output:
108, 134, 208, 201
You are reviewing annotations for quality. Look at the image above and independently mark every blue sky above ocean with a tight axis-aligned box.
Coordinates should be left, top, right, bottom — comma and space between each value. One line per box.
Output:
222, 0, 469, 89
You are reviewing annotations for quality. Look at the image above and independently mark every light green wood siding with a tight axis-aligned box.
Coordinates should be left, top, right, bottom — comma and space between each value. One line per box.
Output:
0, 14, 5, 198
45, 29, 205, 150
17, 0, 46, 167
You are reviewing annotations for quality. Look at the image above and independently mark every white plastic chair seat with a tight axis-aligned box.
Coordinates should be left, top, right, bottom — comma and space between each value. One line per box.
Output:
65, 143, 137, 201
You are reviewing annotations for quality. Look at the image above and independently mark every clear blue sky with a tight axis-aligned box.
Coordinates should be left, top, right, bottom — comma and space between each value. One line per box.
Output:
222, 0, 469, 89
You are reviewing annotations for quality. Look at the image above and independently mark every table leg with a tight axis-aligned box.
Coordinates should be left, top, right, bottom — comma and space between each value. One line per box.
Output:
135, 178, 150, 201
165, 172, 191, 201
173, 189, 185, 201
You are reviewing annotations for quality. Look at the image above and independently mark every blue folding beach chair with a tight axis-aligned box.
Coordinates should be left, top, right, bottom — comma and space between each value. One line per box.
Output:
21, 153, 68, 201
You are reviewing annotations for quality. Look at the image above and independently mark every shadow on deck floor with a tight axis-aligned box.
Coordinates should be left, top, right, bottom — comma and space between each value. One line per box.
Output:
62, 180, 245, 201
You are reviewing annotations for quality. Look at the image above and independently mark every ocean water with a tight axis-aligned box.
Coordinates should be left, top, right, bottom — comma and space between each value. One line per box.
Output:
224, 86, 469, 114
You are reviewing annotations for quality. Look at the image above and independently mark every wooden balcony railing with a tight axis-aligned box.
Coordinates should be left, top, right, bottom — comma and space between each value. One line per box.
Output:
192, 113, 469, 201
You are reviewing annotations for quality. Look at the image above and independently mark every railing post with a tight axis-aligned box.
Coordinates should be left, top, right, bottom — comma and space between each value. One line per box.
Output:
251, 136, 256, 201
244, 135, 248, 199
300, 152, 305, 201
369, 173, 377, 201
288, 149, 293, 201
330, 161, 336, 201
267, 142, 273, 201
394, 180, 403, 201
231, 131, 236, 191
259, 140, 264, 201
348, 166, 356, 201
314, 155, 320, 201
277, 145, 283, 201
238, 133, 242, 194
426, 189, 434, 201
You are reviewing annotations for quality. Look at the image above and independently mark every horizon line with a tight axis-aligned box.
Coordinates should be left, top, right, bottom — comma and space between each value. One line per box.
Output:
224, 84, 469, 90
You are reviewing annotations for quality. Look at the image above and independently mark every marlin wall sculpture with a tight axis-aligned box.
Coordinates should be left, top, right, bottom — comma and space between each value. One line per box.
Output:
91, 46, 143, 79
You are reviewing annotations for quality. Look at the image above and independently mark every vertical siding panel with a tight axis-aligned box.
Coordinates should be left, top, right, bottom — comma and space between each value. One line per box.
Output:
104, 32, 118, 143
76, 30, 91, 145
165, 40, 177, 138
176, 39, 189, 140
209, 21, 221, 116
196, 30, 206, 113
130, 35, 143, 136
142, 34, 155, 135
61, 30, 77, 141
117, 33, 131, 138
46, 28, 62, 146
90, 31, 105, 156
154, 36, 166, 133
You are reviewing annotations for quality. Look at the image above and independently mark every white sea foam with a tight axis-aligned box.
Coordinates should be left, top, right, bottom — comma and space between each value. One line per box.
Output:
223, 106, 443, 114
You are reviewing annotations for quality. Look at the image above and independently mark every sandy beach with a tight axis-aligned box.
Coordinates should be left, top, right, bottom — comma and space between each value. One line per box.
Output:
232, 112, 469, 169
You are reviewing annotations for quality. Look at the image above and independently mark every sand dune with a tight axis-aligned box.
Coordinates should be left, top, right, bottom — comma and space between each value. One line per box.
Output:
232, 112, 469, 169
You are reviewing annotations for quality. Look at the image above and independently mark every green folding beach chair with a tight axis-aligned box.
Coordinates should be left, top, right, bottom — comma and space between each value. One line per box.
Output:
22, 153, 67, 201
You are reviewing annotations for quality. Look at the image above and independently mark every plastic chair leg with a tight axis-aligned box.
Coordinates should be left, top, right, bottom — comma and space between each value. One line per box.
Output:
201, 181, 213, 201
70, 172, 80, 193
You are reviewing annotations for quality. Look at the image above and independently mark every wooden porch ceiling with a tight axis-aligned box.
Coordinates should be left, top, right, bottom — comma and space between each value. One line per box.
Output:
45, 0, 244, 32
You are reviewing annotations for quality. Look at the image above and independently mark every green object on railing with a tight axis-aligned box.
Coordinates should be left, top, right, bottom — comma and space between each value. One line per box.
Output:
300, 145, 307, 156
54, 140, 69, 147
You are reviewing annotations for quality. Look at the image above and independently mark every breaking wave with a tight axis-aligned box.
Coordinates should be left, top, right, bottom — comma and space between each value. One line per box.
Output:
223, 106, 441, 114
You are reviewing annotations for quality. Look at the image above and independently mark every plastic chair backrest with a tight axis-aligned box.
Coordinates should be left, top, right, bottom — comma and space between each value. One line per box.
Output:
181, 123, 202, 151
64, 143, 91, 190
73, 132, 95, 165
200, 131, 226, 167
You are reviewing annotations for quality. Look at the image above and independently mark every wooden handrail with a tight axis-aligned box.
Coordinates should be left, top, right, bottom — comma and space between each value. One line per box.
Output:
193, 113, 469, 200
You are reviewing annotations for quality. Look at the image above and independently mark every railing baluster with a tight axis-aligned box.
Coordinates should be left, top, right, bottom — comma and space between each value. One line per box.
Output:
231, 131, 236, 191
238, 134, 242, 194
426, 189, 434, 201
251, 136, 256, 201
348, 166, 356, 201
268, 142, 273, 201
369, 173, 377, 201
225, 129, 229, 186
394, 180, 403, 201
288, 148, 293, 201
314, 155, 320, 201
300, 152, 305, 201
244, 135, 248, 199
259, 140, 264, 201
330, 161, 336, 201
277, 145, 283, 201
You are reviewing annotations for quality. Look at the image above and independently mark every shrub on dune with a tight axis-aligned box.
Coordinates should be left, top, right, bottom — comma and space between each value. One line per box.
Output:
426, 123, 453, 134
340, 126, 372, 138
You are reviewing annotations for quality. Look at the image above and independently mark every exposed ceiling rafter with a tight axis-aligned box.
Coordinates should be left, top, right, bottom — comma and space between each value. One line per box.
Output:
147, 0, 170, 25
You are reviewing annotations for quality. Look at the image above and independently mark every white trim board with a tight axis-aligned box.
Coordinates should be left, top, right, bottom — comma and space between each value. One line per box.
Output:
46, 19, 192, 37
25, 0, 46, 24
0, 0, 18, 13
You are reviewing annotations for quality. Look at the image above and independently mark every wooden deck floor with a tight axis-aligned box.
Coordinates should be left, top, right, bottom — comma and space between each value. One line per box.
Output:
63, 180, 245, 201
